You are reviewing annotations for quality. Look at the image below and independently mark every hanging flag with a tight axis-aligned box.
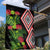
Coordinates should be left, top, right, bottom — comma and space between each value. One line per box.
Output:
6, 4, 35, 49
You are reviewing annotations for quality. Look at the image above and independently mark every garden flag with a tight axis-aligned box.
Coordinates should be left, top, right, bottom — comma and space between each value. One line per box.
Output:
6, 4, 35, 49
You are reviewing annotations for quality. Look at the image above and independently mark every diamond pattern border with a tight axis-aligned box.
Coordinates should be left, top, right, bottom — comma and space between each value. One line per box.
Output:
21, 10, 34, 33
26, 28, 35, 48
21, 9, 35, 48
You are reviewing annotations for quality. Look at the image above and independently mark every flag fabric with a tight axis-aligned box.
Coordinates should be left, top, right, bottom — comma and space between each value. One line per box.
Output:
6, 4, 35, 49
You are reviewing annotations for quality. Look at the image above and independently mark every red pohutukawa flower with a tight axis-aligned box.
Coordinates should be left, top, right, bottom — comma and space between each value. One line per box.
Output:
16, 24, 22, 29
15, 11, 20, 15
23, 45, 27, 49
6, 9, 11, 15
8, 26, 12, 29
18, 37, 24, 43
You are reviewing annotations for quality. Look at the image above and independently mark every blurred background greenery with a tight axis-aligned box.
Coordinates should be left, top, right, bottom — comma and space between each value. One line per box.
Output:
0, 22, 6, 50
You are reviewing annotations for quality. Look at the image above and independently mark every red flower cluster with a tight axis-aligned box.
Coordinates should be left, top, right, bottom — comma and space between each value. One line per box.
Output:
8, 26, 12, 29
18, 37, 27, 49
16, 24, 22, 30
15, 11, 20, 15
6, 9, 20, 15
8, 24, 22, 30
23, 45, 27, 49
18, 37, 24, 43
6, 9, 11, 15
